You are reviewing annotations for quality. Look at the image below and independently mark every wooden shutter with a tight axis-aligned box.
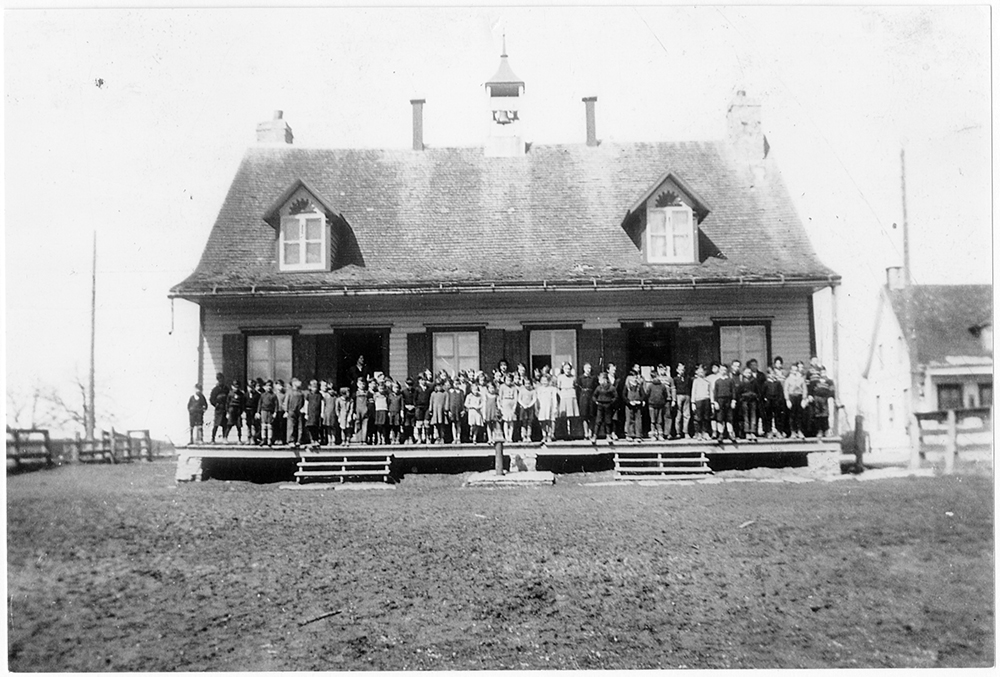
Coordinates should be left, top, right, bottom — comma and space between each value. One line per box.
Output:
315, 334, 339, 386
407, 331, 431, 377
675, 327, 718, 369
222, 334, 246, 386
504, 329, 527, 368
601, 328, 628, 374
480, 329, 506, 374
293, 334, 317, 381
578, 329, 604, 373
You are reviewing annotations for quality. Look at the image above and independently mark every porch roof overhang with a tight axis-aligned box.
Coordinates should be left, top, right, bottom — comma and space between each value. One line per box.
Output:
168, 273, 841, 302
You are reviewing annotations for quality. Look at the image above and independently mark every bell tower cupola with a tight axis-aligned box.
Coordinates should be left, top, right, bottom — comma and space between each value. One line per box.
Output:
484, 35, 526, 157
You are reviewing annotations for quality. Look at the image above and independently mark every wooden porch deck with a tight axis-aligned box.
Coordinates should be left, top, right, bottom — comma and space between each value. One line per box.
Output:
175, 437, 844, 482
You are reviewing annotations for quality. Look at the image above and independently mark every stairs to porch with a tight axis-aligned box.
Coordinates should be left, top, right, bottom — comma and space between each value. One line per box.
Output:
294, 450, 396, 484
613, 447, 713, 481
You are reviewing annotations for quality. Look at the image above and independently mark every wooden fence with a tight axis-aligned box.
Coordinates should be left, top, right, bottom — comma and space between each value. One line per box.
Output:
911, 407, 993, 473
6, 429, 54, 470
74, 428, 154, 464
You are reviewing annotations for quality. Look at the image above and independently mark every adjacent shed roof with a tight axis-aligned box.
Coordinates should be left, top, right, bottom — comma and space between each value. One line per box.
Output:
170, 141, 839, 297
889, 285, 993, 366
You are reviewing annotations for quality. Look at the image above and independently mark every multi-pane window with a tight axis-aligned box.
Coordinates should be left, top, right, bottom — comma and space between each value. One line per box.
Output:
647, 207, 694, 263
719, 325, 768, 368
433, 332, 480, 377
530, 329, 577, 373
280, 214, 326, 270
247, 335, 293, 383
937, 383, 963, 411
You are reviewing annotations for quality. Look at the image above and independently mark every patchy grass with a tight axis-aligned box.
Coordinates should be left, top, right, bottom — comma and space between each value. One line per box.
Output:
7, 463, 994, 670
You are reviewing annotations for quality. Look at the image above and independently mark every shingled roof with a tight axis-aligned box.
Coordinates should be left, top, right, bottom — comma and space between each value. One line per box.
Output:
170, 141, 838, 296
889, 285, 993, 367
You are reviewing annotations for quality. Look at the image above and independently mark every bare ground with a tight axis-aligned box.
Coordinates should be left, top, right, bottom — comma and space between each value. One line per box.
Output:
7, 462, 994, 671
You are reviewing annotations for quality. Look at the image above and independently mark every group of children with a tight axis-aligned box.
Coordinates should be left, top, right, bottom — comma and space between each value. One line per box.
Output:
186, 354, 837, 447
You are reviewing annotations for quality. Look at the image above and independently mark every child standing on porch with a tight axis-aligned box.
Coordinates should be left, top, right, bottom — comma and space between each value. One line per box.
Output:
464, 383, 484, 444
691, 364, 713, 440
373, 384, 389, 445
285, 378, 305, 447
322, 381, 337, 446
535, 375, 559, 445
429, 381, 449, 444
353, 378, 370, 444
592, 372, 618, 444
447, 379, 464, 444
187, 383, 208, 444
498, 373, 518, 442
483, 381, 499, 443
645, 374, 669, 441
414, 374, 432, 444
784, 362, 807, 439
257, 380, 278, 447
387, 380, 403, 444
401, 377, 416, 444
225, 381, 246, 444
517, 379, 537, 443
556, 362, 580, 440
335, 387, 354, 446
304, 379, 324, 449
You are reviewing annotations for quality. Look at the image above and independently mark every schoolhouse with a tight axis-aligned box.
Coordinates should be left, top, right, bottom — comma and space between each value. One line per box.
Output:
170, 49, 840, 396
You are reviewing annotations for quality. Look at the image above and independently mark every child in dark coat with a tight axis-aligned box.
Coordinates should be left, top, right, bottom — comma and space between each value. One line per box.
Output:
285, 378, 306, 447
645, 375, 669, 441
592, 372, 619, 444
187, 384, 208, 444
304, 379, 324, 448
225, 381, 246, 443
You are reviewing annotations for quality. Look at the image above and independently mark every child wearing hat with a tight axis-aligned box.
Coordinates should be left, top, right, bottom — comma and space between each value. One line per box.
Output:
257, 380, 278, 447
187, 384, 208, 444
225, 381, 246, 443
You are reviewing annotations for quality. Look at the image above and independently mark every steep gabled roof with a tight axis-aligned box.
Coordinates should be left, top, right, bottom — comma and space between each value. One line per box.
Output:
170, 141, 838, 296
888, 284, 993, 367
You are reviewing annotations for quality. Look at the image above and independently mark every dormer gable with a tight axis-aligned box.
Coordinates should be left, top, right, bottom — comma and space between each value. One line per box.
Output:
622, 171, 716, 265
262, 179, 341, 272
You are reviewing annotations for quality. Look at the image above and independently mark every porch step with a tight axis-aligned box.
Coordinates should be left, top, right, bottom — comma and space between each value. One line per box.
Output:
614, 473, 713, 482
295, 452, 395, 484
613, 450, 712, 481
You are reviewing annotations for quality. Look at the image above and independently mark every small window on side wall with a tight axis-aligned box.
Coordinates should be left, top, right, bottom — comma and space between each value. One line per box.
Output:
647, 206, 695, 264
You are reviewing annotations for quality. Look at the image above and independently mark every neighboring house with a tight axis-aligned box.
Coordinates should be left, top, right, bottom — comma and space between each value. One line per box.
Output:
860, 269, 993, 455
170, 50, 840, 396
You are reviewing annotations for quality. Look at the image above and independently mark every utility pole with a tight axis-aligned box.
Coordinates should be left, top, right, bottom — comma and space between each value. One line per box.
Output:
900, 148, 911, 287
87, 231, 96, 441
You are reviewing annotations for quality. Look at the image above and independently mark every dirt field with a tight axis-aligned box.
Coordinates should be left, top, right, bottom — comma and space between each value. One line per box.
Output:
7, 462, 994, 670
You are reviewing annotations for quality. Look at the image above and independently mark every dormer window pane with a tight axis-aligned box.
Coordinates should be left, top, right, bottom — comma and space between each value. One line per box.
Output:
646, 206, 695, 263
279, 213, 327, 271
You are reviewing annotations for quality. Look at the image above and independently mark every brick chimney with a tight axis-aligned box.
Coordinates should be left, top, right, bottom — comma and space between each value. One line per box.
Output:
256, 110, 293, 144
582, 96, 598, 147
886, 266, 905, 290
727, 90, 766, 183
410, 99, 425, 151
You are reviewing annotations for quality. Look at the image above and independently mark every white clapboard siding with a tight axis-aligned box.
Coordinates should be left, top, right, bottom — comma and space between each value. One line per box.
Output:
199, 287, 813, 385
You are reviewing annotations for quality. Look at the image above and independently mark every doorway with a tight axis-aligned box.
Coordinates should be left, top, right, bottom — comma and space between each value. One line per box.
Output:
624, 324, 675, 373
337, 329, 388, 388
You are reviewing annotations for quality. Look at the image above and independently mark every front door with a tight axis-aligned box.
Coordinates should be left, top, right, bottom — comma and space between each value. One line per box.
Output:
625, 324, 675, 374
337, 330, 388, 388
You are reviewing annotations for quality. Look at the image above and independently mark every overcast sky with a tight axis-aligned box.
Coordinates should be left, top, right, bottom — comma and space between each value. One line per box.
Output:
4, 6, 991, 440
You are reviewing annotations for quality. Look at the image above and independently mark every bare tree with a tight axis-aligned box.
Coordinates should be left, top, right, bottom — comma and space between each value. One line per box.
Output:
7, 376, 117, 434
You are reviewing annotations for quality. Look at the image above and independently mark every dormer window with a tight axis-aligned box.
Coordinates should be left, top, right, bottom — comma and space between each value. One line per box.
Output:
263, 180, 339, 273
624, 172, 711, 266
647, 205, 694, 263
280, 211, 327, 270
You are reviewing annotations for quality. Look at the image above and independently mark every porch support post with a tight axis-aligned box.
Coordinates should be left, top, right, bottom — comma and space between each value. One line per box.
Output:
830, 283, 840, 436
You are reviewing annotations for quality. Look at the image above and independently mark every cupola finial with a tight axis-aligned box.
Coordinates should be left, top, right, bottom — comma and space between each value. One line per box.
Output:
502, 32, 507, 58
